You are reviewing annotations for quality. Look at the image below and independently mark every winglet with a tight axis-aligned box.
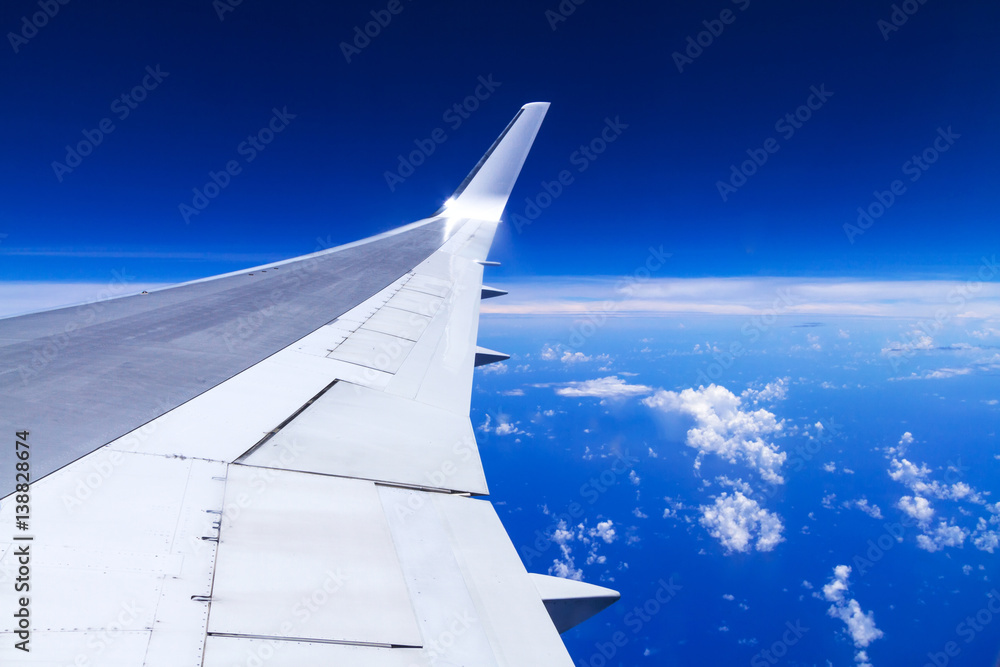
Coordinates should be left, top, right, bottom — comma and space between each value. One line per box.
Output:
529, 573, 620, 634
481, 285, 508, 299
474, 346, 510, 367
439, 102, 550, 221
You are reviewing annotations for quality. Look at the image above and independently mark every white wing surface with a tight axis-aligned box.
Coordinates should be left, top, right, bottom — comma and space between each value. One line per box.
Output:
0, 102, 619, 665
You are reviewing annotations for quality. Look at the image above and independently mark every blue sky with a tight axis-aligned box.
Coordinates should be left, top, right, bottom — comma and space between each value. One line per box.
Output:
471, 314, 1000, 665
1, 0, 998, 288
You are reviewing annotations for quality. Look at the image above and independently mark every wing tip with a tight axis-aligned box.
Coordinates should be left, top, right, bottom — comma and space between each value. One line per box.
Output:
440, 102, 551, 221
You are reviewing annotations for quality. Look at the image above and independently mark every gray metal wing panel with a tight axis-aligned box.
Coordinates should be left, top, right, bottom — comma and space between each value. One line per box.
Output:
0, 219, 453, 493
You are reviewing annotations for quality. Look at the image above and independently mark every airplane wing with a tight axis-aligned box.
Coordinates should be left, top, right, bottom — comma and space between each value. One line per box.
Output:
0, 102, 619, 665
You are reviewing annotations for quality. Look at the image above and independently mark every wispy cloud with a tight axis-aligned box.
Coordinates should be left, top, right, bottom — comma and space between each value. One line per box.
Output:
481, 276, 1000, 318
550, 376, 654, 399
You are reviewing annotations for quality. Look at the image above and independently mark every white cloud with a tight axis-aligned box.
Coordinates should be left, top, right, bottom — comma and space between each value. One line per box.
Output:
547, 519, 618, 579
479, 277, 1000, 319
889, 458, 985, 503
479, 413, 526, 437
885, 432, 913, 458
494, 421, 523, 436
821, 565, 884, 664
554, 376, 654, 399
916, 522, 968, 552
741, 377, 789, 404
823, 462, 837, 473
540, 344, 610, 365
849, 498, 883, 520
821, 564, 851, 603
897, 496, 934, 528
716, 476, 754, 496
973, 518, 999, 553
643, 384, 787, 485
888, 458, 931, 487
881, 330, 935, 356
480, 363, 508, 374
698, 492, 784, 554
589, 520, 617, 544
971, 327, 1000, 339
548, 521, 583, 581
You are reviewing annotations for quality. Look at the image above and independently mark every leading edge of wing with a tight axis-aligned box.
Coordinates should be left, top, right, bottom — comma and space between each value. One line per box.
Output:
437, 102, 550, 222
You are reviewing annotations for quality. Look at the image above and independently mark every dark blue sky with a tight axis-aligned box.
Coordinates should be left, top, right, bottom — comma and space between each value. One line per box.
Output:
1, 0, 998, 284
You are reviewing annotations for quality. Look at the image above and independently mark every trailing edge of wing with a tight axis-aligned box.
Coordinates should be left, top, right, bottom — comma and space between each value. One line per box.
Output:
439, 102, 550, 221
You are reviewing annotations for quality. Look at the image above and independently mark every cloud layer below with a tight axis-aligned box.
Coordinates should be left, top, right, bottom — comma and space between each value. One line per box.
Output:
480, 276, 1000, 318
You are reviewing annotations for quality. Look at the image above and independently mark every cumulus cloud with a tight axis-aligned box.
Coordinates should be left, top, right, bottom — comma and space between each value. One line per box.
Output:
540, 344, 612, 365
971, 327, 1000, 339
897, 496, 934, 528
643, 384, 786, 485
881, 330, 935, 356
889, 458, 985, 503
850, 498, 883, 520
973, 517, 1000, 553
480, 363, 508, 374
554, 376, 654, 398
822, 564, 851, 603
590, 520, 617, 544
884, 432, 913, 458
741, 377, 789, 403
549, 521, 583, 581
699, 492, 784, 554
478, 413, 526, 437
547, 519, 618, 580
916, 522, 968, 552
821, 566, 884, 665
